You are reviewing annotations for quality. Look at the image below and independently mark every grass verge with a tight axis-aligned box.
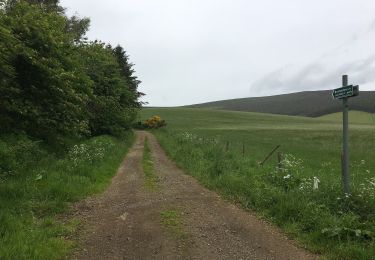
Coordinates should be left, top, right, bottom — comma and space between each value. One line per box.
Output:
142, 137, 158, 191
0, 133, 134, 259
141, 108, 375, 260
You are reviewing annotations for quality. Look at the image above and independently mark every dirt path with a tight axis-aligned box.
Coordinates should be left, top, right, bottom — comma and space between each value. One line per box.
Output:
72, 131, 317, 260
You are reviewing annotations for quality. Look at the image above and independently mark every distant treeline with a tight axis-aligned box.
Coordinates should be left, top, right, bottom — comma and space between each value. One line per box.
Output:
0, 0, 143, 143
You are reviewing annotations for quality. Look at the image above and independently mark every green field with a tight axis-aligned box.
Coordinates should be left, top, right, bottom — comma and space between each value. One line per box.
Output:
318, 111, 375, 125
140, 108, 375, 260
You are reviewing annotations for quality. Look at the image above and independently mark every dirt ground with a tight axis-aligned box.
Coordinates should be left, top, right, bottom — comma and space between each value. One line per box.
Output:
71, 131, 318, 260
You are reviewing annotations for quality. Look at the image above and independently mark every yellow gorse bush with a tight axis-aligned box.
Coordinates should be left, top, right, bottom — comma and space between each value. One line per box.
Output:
143, 115, 166, 129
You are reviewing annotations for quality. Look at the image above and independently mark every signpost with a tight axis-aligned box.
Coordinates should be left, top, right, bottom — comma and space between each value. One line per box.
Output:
332, 85, 359, 99
332, 75, 359, 194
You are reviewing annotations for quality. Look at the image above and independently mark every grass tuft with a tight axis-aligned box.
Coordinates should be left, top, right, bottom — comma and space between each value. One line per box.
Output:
160, 209, 186, 239
142, 137, 159, 191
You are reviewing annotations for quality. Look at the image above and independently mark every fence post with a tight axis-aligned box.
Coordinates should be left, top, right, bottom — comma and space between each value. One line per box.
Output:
259, 145, 281, 167
277, 152, 283, 173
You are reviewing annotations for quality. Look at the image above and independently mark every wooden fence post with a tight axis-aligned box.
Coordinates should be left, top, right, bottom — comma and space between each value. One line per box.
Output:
277, 152, 283, 173
259, 145, 281, 167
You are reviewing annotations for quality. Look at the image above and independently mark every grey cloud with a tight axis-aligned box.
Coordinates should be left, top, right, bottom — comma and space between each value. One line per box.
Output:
369, 19, 375, 32
60, 0, 375, 106
251, 55, 375, 96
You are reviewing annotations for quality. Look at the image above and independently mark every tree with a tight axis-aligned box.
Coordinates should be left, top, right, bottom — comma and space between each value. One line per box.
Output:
66, 15, 90, 43
0, 1, 142, 142
3, 0, 64, 13
0, 9, 16, 81
81, 42, 138, 136
112, 45, 144, 105
0, 10, 18, 133
0, 2, 92, 141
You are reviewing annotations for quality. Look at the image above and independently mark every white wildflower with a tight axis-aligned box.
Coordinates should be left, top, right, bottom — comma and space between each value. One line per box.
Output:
313, 176, 320, 190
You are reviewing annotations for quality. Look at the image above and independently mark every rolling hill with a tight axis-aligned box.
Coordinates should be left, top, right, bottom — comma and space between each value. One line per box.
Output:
318, 111, 375, 124
187, 90, 375, 117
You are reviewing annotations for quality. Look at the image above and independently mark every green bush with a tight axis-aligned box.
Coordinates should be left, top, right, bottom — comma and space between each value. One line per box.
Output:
0, 135, 44, 179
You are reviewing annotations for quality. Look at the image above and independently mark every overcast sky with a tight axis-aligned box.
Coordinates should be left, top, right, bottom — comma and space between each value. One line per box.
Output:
61, 0, 375, 106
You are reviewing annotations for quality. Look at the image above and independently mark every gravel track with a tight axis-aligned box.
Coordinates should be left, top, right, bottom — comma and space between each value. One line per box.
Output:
72, 131, 317, 260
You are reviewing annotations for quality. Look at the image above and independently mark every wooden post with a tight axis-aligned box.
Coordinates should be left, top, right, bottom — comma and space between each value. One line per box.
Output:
225, 141, 229, 152
242, 143, 245, 157
259, 145, 281, 167
277, 152, 283, 173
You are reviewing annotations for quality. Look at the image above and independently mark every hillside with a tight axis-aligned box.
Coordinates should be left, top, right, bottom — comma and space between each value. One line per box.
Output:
187, 90, 375, 117
318, 111, 375, 124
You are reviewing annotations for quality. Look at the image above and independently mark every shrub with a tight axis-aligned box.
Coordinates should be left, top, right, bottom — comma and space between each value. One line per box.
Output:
0, 134, 44, 180
136, 115, 166, 129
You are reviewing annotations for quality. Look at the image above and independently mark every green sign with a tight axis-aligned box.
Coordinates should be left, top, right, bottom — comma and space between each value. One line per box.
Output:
332, 85, 359, 99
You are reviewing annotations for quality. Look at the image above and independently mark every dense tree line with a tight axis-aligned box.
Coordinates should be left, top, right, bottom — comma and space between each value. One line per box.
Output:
0, 0, 143, 143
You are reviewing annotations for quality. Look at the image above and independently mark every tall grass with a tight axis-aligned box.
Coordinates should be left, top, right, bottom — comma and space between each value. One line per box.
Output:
141, 108, 375, 260
0, 133, 134, 259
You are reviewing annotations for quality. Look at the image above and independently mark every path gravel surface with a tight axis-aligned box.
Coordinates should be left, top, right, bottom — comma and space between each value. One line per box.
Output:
72, 131, 317, 260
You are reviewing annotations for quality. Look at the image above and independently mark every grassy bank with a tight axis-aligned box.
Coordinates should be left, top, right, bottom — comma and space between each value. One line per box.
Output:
141, 108, 375, 260
0, 133, 134, 259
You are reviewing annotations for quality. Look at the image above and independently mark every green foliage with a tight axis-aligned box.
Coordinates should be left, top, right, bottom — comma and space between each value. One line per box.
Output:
0, 133, 134, 259
0, 1, 141, 142
112, 45, 144, 102
0, 8, 18, 125
142, 108, 375, 259
4, 0, 64, 13
0, 14, 15, 78
0, 2, 92, 141
66, 14, 90, 43
81, 42, 138, 137
0, 134, 44, 179
0, 1, 142, 258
